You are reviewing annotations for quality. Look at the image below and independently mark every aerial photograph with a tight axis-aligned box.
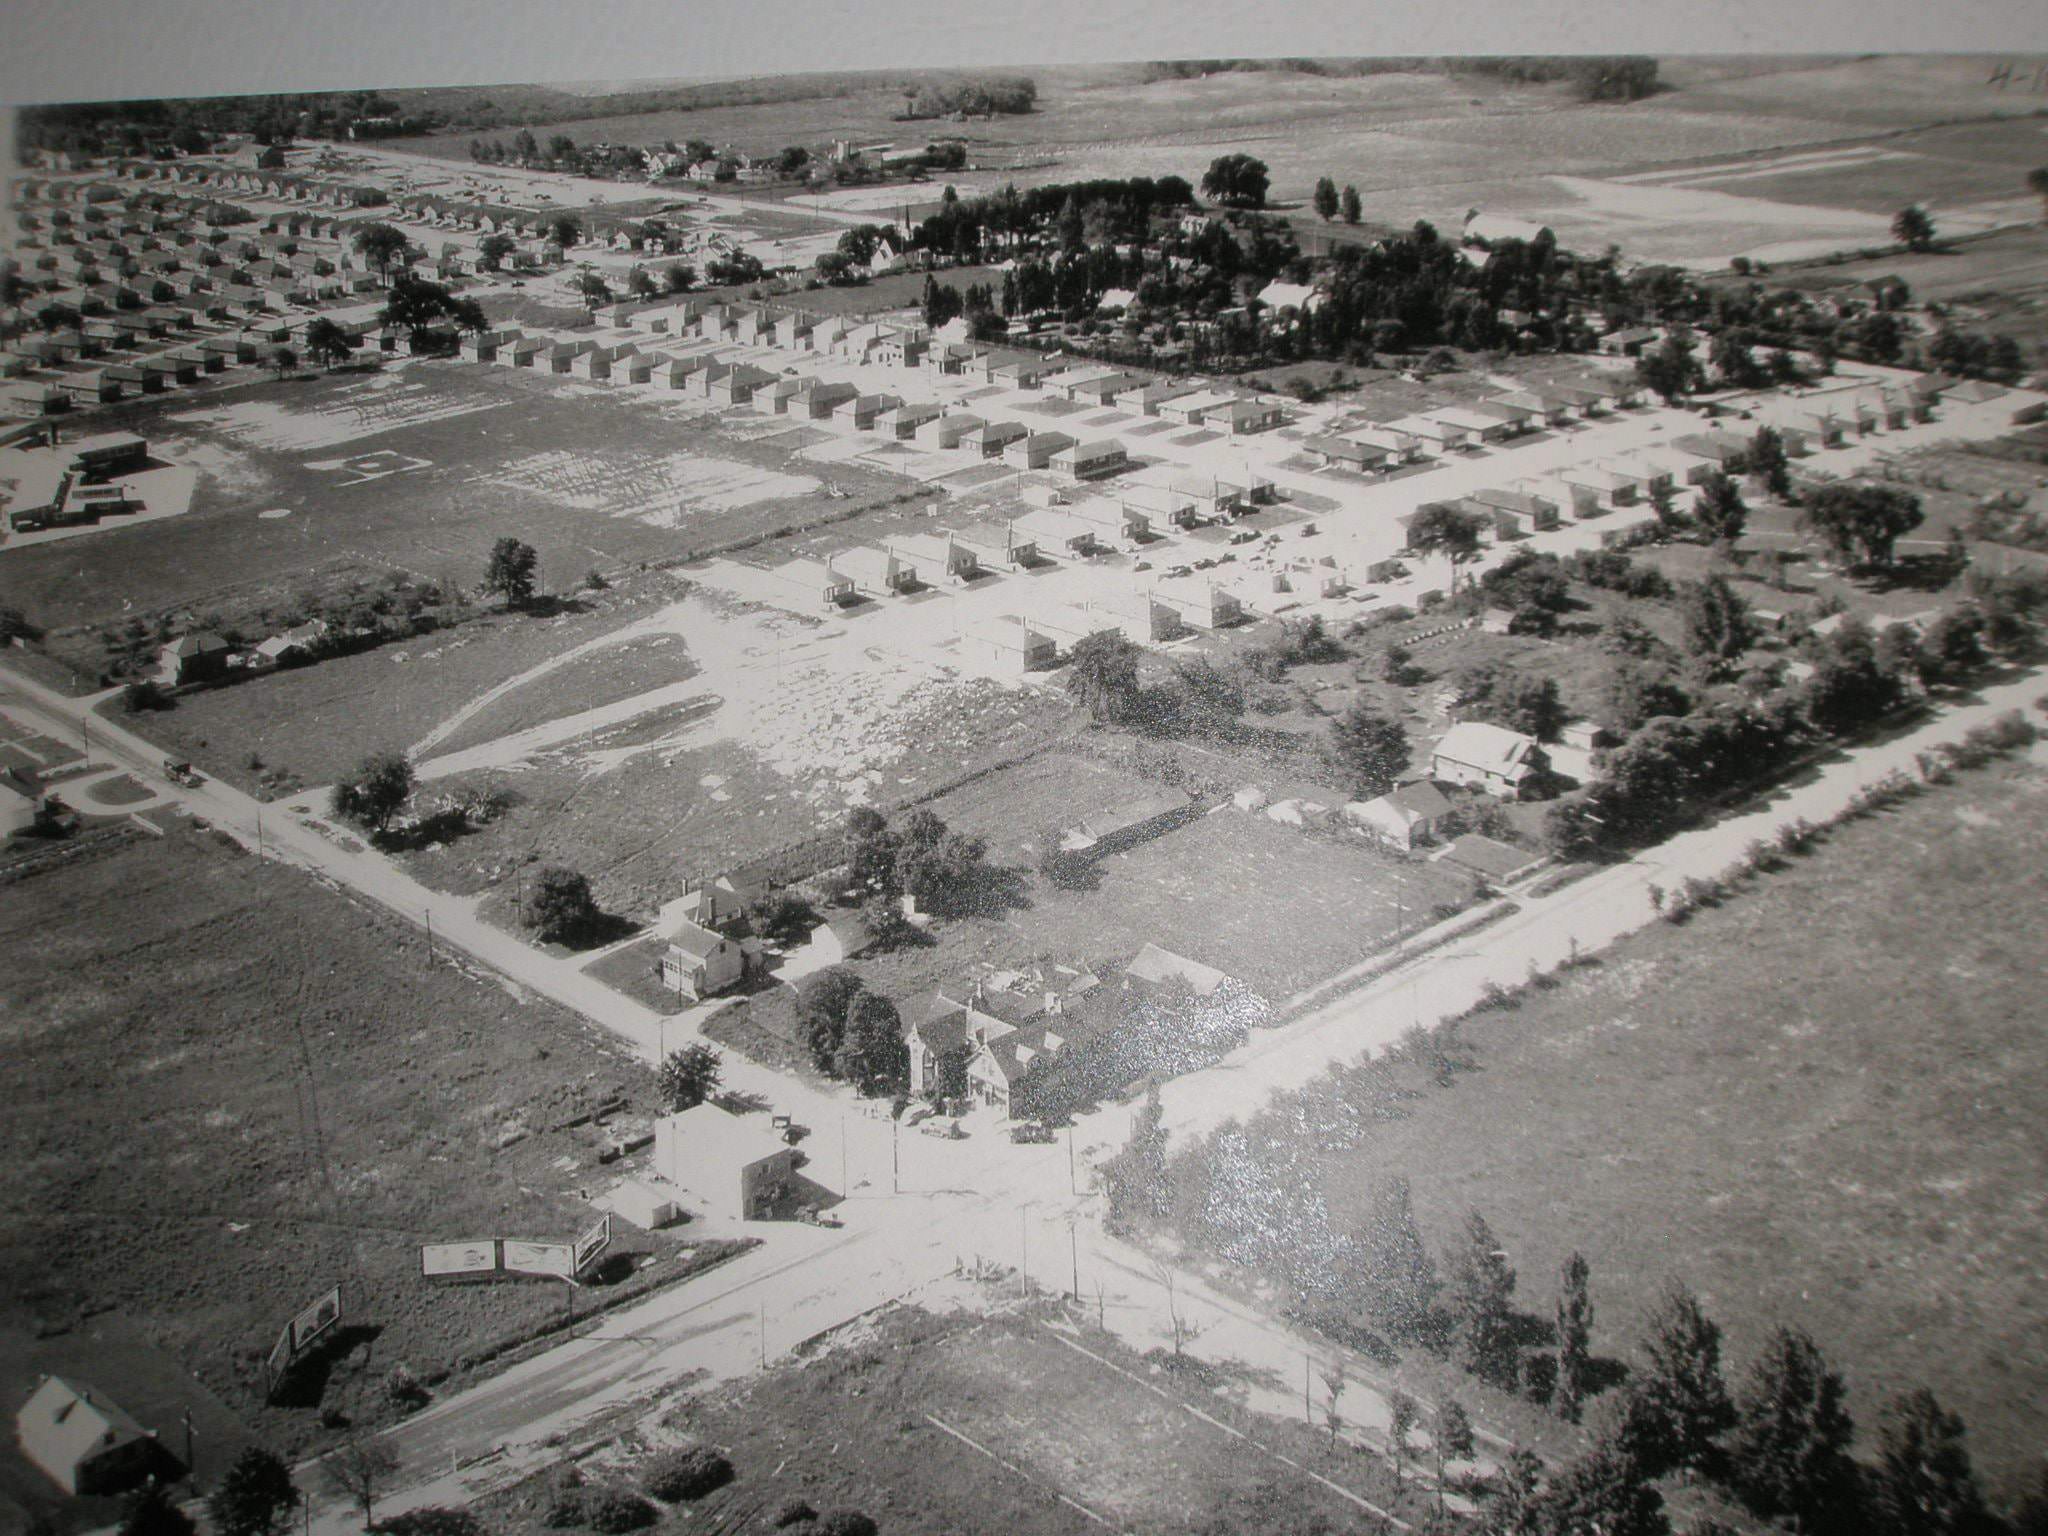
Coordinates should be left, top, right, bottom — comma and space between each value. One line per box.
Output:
1, 13, 2045, 1536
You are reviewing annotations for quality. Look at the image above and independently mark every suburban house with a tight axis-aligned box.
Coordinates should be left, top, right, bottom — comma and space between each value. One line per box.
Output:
1345, 780, 1455, 851
1431, 721, 1547, 799
1461, 210, 1555, 246
1150, 578, 1245, 630
912, 970, 1106, 1116
651, 1102, 801, 1223
917, 413, 984, 450
766, 554, 854, 611
1005, 430, 1076, 471
1049, 438, 1129, 480
886, 532, 979, 583
962, 421, 1028, 458
949, 522, 1039, 570
1559, 467, 1638, 514
160, 631, 233, 685
1208, 397, 1285, 435
1011, 506, 1100, 559
17, 1377, 161, 1496
973, 613, 1058, 673
675, 871, 764, 932
1466, 486, 1561, 532
834, 545, 917, 597
657, 918, 750, 999
1115, 380, 1196, 416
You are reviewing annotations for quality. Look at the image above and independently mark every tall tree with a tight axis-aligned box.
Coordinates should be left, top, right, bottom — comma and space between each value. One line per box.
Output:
1555, 1251, 1594, 1425
1872, 1389, 1991, 1536
484, 536, 539, 606
657, 1043, 723, 1111
210, 1448, 300, 1536
1200, 153, 1269, 208
1064, 630, 1143, 723
1680, 574, 1755, 664
1726, 1326, 1859, 1530
843, 806, 899, 895
526, 864, 598, 942
352, 221, 408, 283
1107, 1081, 1170, 1228
1340, 184, 1362, 225
1358, 1177, 1439, 1343
1312, 176, 1339, 221
303, 317, 354, 369
1892, 205, 1936, 251
331, 751, 415, 833
1802, 483, 1925, 569
1444, 1210, 1519, 1389
1328, 700, 1410, 799
1693, 472, 1749, 549
834, 991, 907, 1095
323, 1437, 399, 1531
1630, 1282, 1735, 1479
1529, 1445, 1670, 1536
1405, 502, 1487, 594
1749, 425, 1792, 498
2030, 166, 2048, 222
1635, 333, 1703, 403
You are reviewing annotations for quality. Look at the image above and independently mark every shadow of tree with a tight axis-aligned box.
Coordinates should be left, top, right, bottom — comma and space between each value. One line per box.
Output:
268, 1323, 383, 1409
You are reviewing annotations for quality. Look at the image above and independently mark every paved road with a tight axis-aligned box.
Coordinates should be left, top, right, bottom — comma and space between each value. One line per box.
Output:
9, 653, 2042, 1531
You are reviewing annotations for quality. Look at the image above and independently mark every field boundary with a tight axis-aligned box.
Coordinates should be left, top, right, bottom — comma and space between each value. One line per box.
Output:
921, 1413, 1116, 1529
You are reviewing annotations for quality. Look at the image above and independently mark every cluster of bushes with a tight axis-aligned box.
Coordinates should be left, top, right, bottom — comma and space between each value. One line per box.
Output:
793, 966, 909, 1097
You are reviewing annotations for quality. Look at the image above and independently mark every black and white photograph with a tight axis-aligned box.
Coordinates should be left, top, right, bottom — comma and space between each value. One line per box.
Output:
1, 5, 2045, 1534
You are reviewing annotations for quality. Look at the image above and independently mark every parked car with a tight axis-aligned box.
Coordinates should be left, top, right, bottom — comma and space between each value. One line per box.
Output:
162, 759, 202, 787
918, 1119, 963, 1140
1009, 1122, 1055, 1145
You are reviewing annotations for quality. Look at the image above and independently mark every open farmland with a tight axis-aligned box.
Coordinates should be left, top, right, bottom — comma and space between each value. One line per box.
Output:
1260, 756, 2048, 1500
0, 360, 922, 640
380, 55, 2048, 266
0, 824, 748, 1534
475, 1301, 1426, 1536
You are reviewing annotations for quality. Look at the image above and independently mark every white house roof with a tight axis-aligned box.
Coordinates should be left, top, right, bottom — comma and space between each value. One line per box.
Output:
18, 1377, 149, 1488
1435, 721, 1540, 777
1256, 280, 1323, 312
1126, 941, 1232, 997
658, 1102, 790, 1175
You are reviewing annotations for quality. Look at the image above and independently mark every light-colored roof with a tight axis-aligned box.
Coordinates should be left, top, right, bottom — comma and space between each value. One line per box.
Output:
665, 918, 729, 961
1435, 721, 1540, 776
659, 1101, 790, 1173
18, 1377, 149, 1486
1125, 941, 1232, 997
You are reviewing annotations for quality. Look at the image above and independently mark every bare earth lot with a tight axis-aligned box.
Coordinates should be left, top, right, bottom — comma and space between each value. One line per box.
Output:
0, 825, 720, 1531
1308, 758, 2048, 1499
478, 1301, 1421, 1536
0, 361, 922, 640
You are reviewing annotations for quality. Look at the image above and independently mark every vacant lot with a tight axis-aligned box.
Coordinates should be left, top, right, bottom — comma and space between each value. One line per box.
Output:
0, 361, 921, 642
476, 1301, 1424, 1536
127, 579, 685, 793
1301, 757, 2048, 1498
0, 824, 719, 1531
828, 754, 1479, 1007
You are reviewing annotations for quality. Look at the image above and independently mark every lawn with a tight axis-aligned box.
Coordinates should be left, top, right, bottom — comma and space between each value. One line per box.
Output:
1279, 755, 2048, 1500
473, 1301, 1432, 1536
123, 578, 686, 793
0, 823, 726, 1532
833, 769, 1480, 1010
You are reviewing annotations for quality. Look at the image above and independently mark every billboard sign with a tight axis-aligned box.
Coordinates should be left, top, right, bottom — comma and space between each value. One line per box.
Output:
421, 1240, 500, 1279
289, 1286, 342, 1354
572, 1214, 612, 1277
501, 1240, 575, 1282
264, 1322, 294, 1396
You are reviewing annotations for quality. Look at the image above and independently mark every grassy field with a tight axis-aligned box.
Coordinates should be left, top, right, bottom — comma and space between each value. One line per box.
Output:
377, 57, 2048, 263
0, 823, 723, 1532
1259, 755, 2048, 1500
123, 579, 685, 793
819, 747, 1479, 1005
0, 361, 923, 643
474, 1300, 1432, 1535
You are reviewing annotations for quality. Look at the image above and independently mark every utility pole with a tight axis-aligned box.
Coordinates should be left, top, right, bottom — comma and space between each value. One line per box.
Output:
1069, 1220, 1079, 1300
181, 1408, 194, 1477
891, 1115, 899, 1194
1019, 1207, 1028, 1297
1066, 1124, 1076, 1195
425, 909, 435, 963
758, 1301, 765, 1367
840, 1116, 847, 1195
1304, 1354, 1313, 1424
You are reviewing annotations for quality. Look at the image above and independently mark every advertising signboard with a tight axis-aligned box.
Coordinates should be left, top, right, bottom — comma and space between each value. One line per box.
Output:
421, 1240, 500, 1279
572, 1214, 612, 1277
501, 1240, 575, 1281
289, 1285, 342, 1354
